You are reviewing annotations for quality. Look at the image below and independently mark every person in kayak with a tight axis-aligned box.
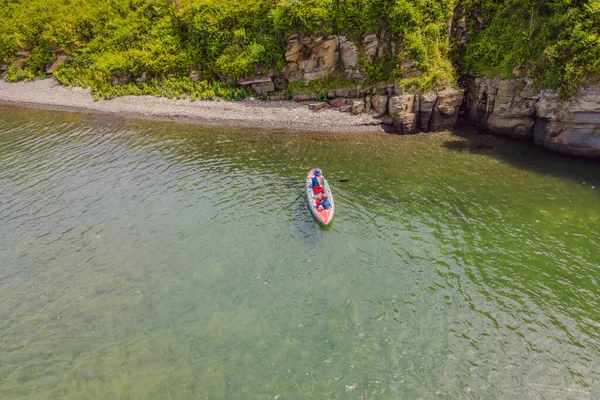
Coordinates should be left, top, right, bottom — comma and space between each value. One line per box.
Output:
312, 169, 324, 194
316, 194, 330, 211
321, 194, 331, 210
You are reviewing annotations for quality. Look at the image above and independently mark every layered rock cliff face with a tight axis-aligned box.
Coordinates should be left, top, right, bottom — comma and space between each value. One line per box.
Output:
282, 33, 391, 82
465, 77, 600, 157
389, 90, 464, 134
238, 33, 464, 135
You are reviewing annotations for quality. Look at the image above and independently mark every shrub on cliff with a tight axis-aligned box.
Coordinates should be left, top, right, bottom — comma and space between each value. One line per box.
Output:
459, 0, 600, 96
0, 0, 458, 96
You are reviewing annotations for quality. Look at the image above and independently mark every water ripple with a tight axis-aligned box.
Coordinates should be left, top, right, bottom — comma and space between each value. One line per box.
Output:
1, 106, 600, 399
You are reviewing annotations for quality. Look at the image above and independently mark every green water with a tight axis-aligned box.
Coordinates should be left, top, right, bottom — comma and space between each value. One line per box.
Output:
1, 105, 600, 399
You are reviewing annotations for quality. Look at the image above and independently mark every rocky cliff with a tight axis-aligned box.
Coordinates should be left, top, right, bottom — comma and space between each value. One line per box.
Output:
465, 77, 600, 157
237, 34, 464, 135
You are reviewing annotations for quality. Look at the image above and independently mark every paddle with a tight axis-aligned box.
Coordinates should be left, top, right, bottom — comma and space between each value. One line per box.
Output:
284, 179, 349, 186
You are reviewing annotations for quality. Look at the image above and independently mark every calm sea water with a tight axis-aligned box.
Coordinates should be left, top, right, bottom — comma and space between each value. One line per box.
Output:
1, 104, 600, 399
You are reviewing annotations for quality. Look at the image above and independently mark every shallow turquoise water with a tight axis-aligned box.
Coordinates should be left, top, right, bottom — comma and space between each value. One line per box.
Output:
1, 105, 600, 399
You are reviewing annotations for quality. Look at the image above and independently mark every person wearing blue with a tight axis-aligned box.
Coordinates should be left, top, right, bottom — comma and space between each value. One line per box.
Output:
321, 194, 331, 210
312, 168, 324, 188
311, 168, 325, 194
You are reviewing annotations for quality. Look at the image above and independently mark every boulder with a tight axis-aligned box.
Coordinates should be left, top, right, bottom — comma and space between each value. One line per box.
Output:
389, 95, 417, 134
350, 100, 365, 115
309, 102, 329, 111
189, 69, 201, 82
252, 81, 275, 95
135, 72, 147, 83
371, 95, 388, 117
329, 98, 343, 108
430, 88, 465, 131
238, 75, 275, 95
112, 74, 131, 85
393, 114, 418, 134
46, 54, 71, 74
418, 92, 438, 132
11, 50, 31, 69
10, 58, 27, 70
389, 95, 415, 117
339, 104, 352, 113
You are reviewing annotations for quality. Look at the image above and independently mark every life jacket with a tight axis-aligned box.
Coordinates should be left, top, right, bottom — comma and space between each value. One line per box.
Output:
311, 177, 321, 187
321, 200, 331, 209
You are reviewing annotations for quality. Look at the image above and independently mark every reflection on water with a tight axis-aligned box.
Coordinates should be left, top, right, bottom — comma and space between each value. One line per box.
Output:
1, 105, 600, 399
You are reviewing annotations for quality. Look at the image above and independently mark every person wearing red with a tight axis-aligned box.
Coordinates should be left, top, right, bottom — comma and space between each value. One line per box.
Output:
312, 169, 324, 194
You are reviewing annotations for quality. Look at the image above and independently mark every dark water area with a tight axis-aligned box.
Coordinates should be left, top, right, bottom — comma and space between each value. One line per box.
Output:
1, 104, 600, 399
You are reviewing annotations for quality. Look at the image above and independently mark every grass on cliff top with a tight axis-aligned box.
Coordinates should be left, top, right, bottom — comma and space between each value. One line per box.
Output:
0, 0, 457, 97
3, 0, 599, 98
458, 0, 600, 96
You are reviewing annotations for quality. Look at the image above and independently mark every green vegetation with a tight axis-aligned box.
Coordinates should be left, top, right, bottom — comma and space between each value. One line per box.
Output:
3, 66, 40, 82
1, 0, 598, 98
0, 0, 457, 97
458, 0, 600, 96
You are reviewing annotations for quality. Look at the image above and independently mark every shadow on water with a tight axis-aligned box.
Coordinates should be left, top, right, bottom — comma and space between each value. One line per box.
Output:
443, 123, 600, 186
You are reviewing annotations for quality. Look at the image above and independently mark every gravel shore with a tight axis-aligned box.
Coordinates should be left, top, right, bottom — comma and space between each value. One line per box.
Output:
0, 79, 386, 133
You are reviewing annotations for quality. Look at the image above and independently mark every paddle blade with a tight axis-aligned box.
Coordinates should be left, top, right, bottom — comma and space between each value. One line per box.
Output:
284, 182, 298, 186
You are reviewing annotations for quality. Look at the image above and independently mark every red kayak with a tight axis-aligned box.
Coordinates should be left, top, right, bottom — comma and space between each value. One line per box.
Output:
306, 169, 335, 225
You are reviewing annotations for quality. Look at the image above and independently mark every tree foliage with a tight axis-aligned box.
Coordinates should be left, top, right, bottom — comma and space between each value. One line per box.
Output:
2, 0, 596, 97
0, 0, 460, 94
458, 0, 600, 95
